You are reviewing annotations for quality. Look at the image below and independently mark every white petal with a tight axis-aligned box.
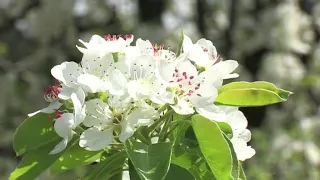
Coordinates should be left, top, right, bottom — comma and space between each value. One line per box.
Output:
188, 44, 212, 67
225, 110, 248, 130
28, 101, 62, 117
54, 113, 74, 138
136, 38, 153, 55
236, 129, 251, 142
231, 137, 256, 161
51, 62, 82, 88
79, 127, 113, 151
127, 80, 150, 100
49, 138, 70, 154
77, 74, 108, 93
182, 35, 194, 53
195, 104, 227, 122
211, 60, 239, 79
58, 85, 75, 100
119, 104, 159, 142
108, 69, 127, 96
71, 91, 85, 126
171, 99, 194, 115
82, 99, 112, 127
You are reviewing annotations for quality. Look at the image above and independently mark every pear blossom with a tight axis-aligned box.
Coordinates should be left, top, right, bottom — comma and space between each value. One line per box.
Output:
221, 106, 256, 161
28, 84, 62, 117
50, 93, 86, 154
79, 94, 159, 151
183, 35, 239, 79
77, 34, 134, 55
156, 58, 226, 121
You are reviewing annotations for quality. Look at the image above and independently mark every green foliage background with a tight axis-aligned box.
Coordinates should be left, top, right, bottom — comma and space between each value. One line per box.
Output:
1, 0, 320, 179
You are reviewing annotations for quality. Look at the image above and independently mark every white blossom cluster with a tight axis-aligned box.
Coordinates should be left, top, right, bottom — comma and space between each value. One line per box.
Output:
29, 34, 255, 161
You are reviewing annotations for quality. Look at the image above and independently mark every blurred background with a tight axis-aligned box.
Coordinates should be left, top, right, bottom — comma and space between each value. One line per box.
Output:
0, 0, 320, 179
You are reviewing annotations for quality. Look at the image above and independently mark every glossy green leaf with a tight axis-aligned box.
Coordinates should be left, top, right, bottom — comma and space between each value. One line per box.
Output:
171, 143, 216, 180
239, 163, 247, 180
125, 141, 173, 180
82, 151, 127, 180
10, 138, 67, 180
176, 29, 184, 56
50, 143, 103, 174
13, 113, 61, 156
192, 115, 233, 180
216, 122, 233, 137
165, 164, 194, 180
216, 81, 292, 107
223, 134, 239, 178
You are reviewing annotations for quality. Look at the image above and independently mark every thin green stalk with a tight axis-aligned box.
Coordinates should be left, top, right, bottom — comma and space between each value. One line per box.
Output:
158, 114, 173, 142
134, 131, 150, 145
147, 109, 174, 135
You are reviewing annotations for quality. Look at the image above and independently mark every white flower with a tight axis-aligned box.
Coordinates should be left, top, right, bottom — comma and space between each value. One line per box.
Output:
51, 61, 86, 103
183, 35, 239, 79
50, 92, 85, 154
156, 58, 226, 120
119, 101, 160, 142
28, 84, 63, 117
79, 95, 159, 151
77, 34, 134, 55
222, 106, 256, 161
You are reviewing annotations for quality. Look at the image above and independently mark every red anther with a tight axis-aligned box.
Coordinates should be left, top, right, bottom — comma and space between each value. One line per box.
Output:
124, 34, 133, 40
177, 78, 183, 82
195, 86, 200, 90
189, 76, 194, 79
175, 69, 179, 73
169, 80, 174, 83
196, 94, 201, 97
54, 109, 64, 118
189, 90, 194, 93
186, 93, 192, 96
188, 81, 192, 86
179, 84, 182, 88
175, 74, 179, 77
172, 73, 175, 77
44, 83, 61, 102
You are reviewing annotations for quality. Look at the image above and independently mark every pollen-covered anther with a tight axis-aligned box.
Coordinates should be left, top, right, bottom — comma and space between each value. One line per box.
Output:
44, 84, 61, 102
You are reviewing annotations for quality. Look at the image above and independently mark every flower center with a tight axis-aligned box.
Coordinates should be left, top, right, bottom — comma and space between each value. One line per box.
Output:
44, 83, 61, 102
169, 69, 201, 97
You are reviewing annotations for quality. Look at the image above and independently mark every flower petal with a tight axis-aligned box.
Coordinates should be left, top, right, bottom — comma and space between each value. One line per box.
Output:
54, 113, 74, 138
79, 127, 113, 151
51, 62, 82, 88
108, 69, 127, 96
49, 138, 70, 154
28, 101, 62, 117
195, 104, 227, 122
171, 99, 195, 115
77, 74, 108, 93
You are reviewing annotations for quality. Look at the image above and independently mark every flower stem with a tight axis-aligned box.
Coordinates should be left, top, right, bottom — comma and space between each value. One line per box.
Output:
147, 109, 174, 135
158, 114, 173, 142
134, 131, 150, 145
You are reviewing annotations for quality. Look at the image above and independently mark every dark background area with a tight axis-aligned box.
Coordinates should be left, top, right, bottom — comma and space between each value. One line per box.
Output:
1, 0, 320, 179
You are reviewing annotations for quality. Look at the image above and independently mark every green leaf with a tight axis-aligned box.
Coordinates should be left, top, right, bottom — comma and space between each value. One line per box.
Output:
129, 159, 141, 180
125, 141, 173, 180
176, 29, 184, 56
82, 151, 127, 180
50, 143, 103, 174
171, 143, 216, 180
165, 164, 194, 180
216, 81, 292, 107
13, 113, 61, 156
223, 134, 239, 178
191, 115, 233, 180
216, 122, 233, 137
238, 163, 247, 180
10, 138, 67, 180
